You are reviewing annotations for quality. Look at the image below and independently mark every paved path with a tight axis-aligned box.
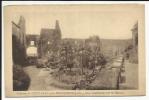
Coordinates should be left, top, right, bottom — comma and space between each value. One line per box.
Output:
23, 66, 47, 90
23, 66, 61, 90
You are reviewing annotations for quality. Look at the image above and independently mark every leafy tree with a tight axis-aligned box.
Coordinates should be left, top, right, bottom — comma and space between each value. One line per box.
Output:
59, 42, 75, 72
97, 53, 107, 67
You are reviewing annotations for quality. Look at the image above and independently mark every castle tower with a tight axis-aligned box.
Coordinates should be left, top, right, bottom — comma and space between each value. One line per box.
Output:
12, 16, 27, 66
18, 16, 26, 48
18, 16, 26, 34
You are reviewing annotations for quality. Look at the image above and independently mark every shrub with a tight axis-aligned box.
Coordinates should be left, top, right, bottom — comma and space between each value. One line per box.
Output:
13, 64, 30, 91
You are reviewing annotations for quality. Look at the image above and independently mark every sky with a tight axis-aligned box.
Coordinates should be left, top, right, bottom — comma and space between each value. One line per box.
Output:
5, 4, 144, 39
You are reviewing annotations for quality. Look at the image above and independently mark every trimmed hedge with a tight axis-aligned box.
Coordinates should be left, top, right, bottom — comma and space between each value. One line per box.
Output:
13, 65, 30, 91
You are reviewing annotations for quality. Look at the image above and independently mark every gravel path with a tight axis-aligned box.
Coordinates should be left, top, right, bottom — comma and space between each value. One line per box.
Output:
23, 66, 61, 90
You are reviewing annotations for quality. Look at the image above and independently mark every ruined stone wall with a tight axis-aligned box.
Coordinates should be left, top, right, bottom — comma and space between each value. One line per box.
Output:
12, 16, 27, 66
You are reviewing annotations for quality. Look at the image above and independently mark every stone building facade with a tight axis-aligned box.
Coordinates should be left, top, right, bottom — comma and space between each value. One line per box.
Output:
131, 21, 138, 49
26, 34, 40, 47
126, 21, 138, 63
38, 20, 61, 58
12, 16, 27, 66
130, 21, 138, 63
26, 34, 40, 58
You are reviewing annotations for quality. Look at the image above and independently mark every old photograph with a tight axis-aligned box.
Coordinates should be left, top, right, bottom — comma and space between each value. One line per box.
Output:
4, 4, 145, 96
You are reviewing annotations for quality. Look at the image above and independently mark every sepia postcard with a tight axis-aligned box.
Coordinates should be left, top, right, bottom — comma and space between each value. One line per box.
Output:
4, 4, 145, 97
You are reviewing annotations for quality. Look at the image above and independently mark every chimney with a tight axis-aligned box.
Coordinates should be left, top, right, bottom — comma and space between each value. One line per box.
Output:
55, 20, 61, 39
55, 20, 60, 30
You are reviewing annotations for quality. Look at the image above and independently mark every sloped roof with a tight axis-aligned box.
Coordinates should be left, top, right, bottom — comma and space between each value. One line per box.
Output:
40, 28, 55, 39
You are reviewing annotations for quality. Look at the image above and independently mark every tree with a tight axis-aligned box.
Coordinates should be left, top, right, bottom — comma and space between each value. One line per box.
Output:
59, 42, 75, 72
97, 53, 107, 67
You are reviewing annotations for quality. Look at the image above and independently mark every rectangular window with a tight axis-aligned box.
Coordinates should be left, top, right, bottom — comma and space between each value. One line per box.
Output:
30, 41, 34, 45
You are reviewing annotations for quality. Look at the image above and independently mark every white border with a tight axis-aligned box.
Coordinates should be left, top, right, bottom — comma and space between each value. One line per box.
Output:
2, 1, 148, 5
2, 1, 149, 100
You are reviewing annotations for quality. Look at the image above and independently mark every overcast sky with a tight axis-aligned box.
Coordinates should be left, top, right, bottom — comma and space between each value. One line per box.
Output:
5, 4, 144, 39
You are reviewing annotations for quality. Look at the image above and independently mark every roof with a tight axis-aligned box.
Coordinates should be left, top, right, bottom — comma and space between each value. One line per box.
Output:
40, 28, 55, 39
